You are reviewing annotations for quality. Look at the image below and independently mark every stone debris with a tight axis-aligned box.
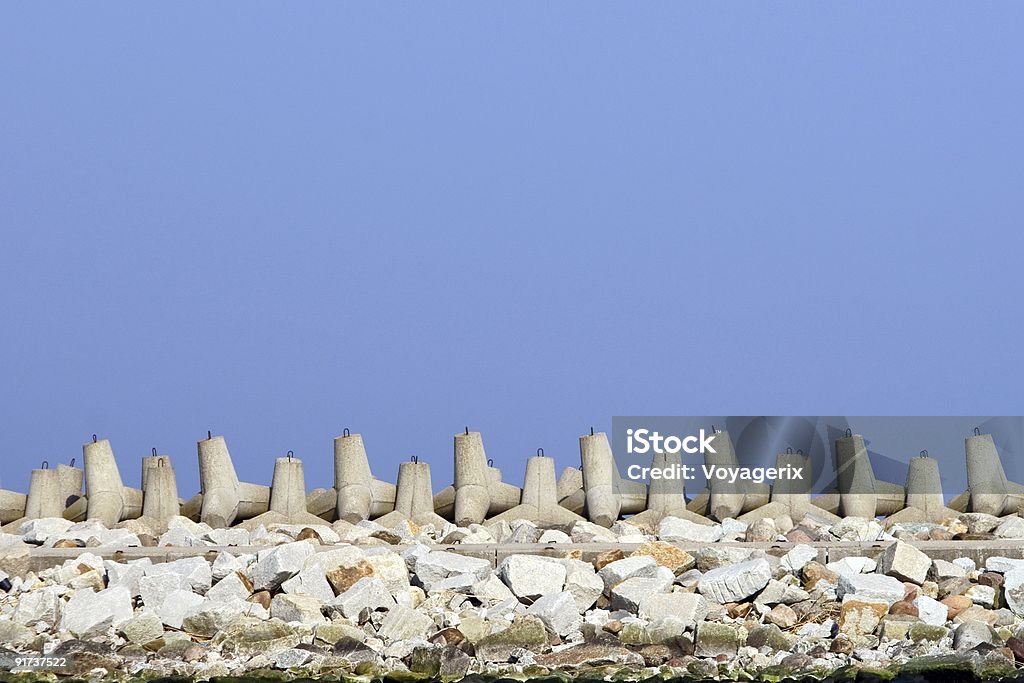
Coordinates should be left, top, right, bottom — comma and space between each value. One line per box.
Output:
0, 512, 1020, 679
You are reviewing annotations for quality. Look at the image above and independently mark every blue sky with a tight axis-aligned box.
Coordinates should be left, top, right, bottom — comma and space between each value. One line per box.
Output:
2, 4, 1022, 497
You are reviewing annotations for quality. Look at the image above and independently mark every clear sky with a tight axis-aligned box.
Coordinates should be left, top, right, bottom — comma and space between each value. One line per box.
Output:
2, 4, 1022, 498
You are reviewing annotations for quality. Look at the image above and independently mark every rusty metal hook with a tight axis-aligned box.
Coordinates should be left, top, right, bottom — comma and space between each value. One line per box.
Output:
465, 426, 469, 435
797, 449, 804, 455
411, 455, 418, 463
786, 447, 793, 454
590, 427, 594, 436
207, 430, 212, 440
287, 450, 294, 462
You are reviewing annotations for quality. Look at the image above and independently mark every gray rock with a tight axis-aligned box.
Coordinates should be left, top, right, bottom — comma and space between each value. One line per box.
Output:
638, 591, 708, 628
281, 564, 334, 602
415, 550, 492, 588
13, 585, 62, 626
698, 558, 772, 603
610, 575, 673, 612
329, 577, 395, 620
145, 556, 213, 593
1002, 567, 1024, 616
564, 565, 604, 612
498, 555, 566, 599
780, 544, 818, 572
120, 610, 164, 645
953, 620, 1001, 651
377, 604, 435, 641
270, 593, 327, 626
837, 573, 906, 605
597, 555, 658, 590
695, 621, 743, 657
157, 588, 205, 629
206, 570, 253, 602
525, 591, 581, 636
250, 541, 316, 591
877, 541, 930, 584
60, 586, 133, 637
657, 516, 724, 543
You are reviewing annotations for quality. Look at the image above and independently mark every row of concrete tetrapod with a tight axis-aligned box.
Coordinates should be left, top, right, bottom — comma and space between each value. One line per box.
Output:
2, 428, 1024, 531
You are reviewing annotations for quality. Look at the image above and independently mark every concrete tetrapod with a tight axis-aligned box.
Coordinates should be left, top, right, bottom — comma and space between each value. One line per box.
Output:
243, 454, 327, 529
556, 465, 585, 515
198, 434, 270, 528
579, 431, 647, 527
966, 431, 1024, 516
141, 454, 180, 522
446, 430, 522, 527
84, 438, 143, 527
374, 459, 449, 529
687, 430, 769, 521
737, 451, 842, 525
834, 433, 905, 519
485, 455, 586, 526
883, 453, 960, 528
57, 462, 87, 521
0, 488, 27, 524
25, 464, 64, 519
627, 451, 715, 532
334, 432, 397, 523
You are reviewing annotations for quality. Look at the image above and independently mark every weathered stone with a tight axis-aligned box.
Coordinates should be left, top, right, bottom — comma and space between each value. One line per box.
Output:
215, 616, 307, 654
837, 573, 905, 604
658, 516, 724, 543
329, 577, 395, 620
535, 642, 645, 668
270, 593, 326, 626
564, 565, 604, 612
966, 584, 997, 609
13, 585, 62, 626
526, 591, 582, 636
157, 588, 205, 629
639, 591, 708, 627
610, 575, 673, 612
119, 610, 165, 645
766, 603, 798, 629
474, 616, 547, 661
953, 620, 1001, 651
942, 595, 974, 620
415, 550, 492, 588
1003, 567, 1024, 616
914, 595, 949, 626
60, 586, 133, 638
592, 548, 625, 569
747, 623, 794, 651
250, 541, 315, 591
838, 598, 888, 636
282, 564, 334, 602
366, 551, 411, 595
498, 555, 566, 599
377, 604, 435, 641
695, 621, 742, 657
877, 541, 931, 584
697, 558, 771, 603
145, 556, 212, 593
598, 555, 658, 590
326, 558, 374, 594
781, 544, 818, 573
631, 541, 695, 572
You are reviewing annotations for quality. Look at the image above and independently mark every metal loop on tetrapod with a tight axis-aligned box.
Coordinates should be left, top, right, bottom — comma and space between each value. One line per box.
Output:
92, 434, 98, 443
845, 428, 852, 438
411, 455, 418, 463
974, 427, 982, 436
69, 458, 76, 467
487, 458, 494, 467
343, 428, 351, 437
207, 430, 212, 440
152, 448, 158, 457
786, 447, 793, 454
537, 448, 544, 456
41, 460, 49, 469
797, 449, 804, 455
287, 450, 294, 462
920, 450, 928, 458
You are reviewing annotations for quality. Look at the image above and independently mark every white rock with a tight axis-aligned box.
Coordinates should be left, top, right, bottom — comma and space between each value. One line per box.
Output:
985, 556, 1024, 574
281, 565, 334, 603
598, 556, 658, 590
564, 566, 604, 612
329, 577, 395, 619
471, 574, 516, 603
377, 604, 435, 641
157, 588, 205, 628
995, 516, 1024, 539
60, 586, 133, 637
366, 552, 411, 596
145, 556, 213, 593
212, 551, 250, 581
697, 558, 772, 603
639, 591, 708, 628
827, 556, 876, 577
780, 544, 818, 573
140, 572, 192, 608
19, 518, 74, 544
207, 571, 254, 602
415, 551, 492, 588
831, 517, 883, 541
205, 528, 251, 546
876, 541, 930, 584
610, 575, 673, 612
966, 584, 997, 608
273, 648, 315, 669
931, 559, 967, 580
120, 610, 165, 644
250, 541, 316, 591
570, 521, 619, 543
913, 595, 948, 626
270, 593, 327, 626
537, 529, 571, 543
526, 591, 582, 636
14, 585, 63, 627
105, 558, 151, 597
836, 573, 906, 605
658, 516, 724, 543
183, 597, 268, 637
952, 557, 977, 573
498, 555, 566, 599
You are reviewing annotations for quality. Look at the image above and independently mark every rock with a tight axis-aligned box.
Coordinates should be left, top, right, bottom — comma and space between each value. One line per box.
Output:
60, 586, 133, 637
472, 573, 516, 602
281, 564, 334, 602
932, 559, 967, 580
837, 573, 906, 604
366, 551, 411, 595
13, 585, 62, 626
564, 565, 603, 612
658, 516, 724, 543
105, 558, 150, 597
498, 555, 566, 599
0, 544, 30, 578
207, 570, 254, 602
326, 558, 374, 594
954, 620, 1001, 651
19, 518, 74, 544
914, 595, 949, 626
526, 591, 582, 636
475, 616, 547, 661
250, 541, 315, 591
756, 578, 810, 605
329, 577, 395, 620
535, 643, 645, 668
377, 604, 435, 641
831, 517, 882, 541
909, 622, 949, 642
182, 597, 267, 637
698, 558, 771, 603
140, 573, 192, 608
570, 521, 619, 543
1002, 568, 1024, 616
639, 591, 708, 627
877, 541, 931, 584
959, 513, 1002, 534
598, 555, 658, 590
610, 575, 673, 612
781, 544, 818, 573
215, 616, 306, 655
157, 589, 205, 629
696, 546, 754, 571
943, 595, 974, 619
415, 550, 492, 588
985, 556, 1024, 573
145, 556, 212, 593
838, 598, 888, 636
748, 623, 794, 651
695, 621, 742, 657
270, 593, 326, 626
120, 610, 165, 645
766, 603, 798, 629
537, 529, 570, 543
802, 561, 840, 590
0, 621, 35, 648
828, 556, 877, 577
592, 549, 625, 569
745, 518, 778, 542
966, 584, 997, 608
631, 541, 695, 572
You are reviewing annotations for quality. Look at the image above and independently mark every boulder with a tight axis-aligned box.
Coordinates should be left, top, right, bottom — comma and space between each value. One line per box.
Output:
498, 555, 566, 599
697, 558, 771, 603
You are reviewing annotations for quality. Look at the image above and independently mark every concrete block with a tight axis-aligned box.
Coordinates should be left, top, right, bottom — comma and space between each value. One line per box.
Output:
629, 451, 715, 531
452, 430, 521, 527
834, 432, 905, 519
141, 454, 180, 522
84, 438, 142, 526
374, 459, 448, 529
335, 431, 396, 523
579, 430, 646, 527
966, 431, 1024, 516
198, 434, 270, 528
738, 451, 841, 525
885, 454, 960, 528
485, 455, 585, 526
